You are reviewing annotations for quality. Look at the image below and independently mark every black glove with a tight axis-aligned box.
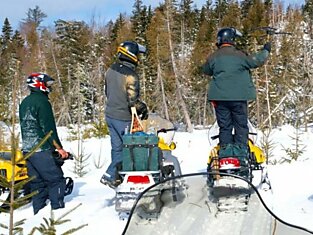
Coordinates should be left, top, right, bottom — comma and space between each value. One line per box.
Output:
263, 42, 271, 53
52, 151, 73, 166
135, 101, 149, 120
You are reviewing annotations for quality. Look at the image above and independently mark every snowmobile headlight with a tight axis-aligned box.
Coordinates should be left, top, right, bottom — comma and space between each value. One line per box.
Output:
169, 142, 176, 150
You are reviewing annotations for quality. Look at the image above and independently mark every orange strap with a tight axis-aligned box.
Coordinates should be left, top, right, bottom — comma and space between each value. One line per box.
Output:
130, 107, 143, 133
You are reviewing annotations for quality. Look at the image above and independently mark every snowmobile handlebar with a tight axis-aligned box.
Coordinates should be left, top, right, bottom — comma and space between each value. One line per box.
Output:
250, 26, 293, 37
66, 152, 74, 160
53, 151, 74, 160
210, 132, 257, 140
157, 128, 177, 135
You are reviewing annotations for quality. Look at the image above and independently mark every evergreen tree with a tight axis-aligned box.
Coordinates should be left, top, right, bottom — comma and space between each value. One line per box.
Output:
55, 20, 94, 124
1, 18, 13, 47
0, 18, 19, 123
190, 1, 217, 125
303, 0, 313, 38
22, 5, 47, 28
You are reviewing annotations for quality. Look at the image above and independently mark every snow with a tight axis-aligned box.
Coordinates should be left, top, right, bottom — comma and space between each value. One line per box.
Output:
1, 125, 313, 234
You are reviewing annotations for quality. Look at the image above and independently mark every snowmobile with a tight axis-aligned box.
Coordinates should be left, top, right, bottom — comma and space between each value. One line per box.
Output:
111, 112, 182, 220
0, 149, 74, 211
206, 121, 269, 214
206, 121, 268, 187
122, 172, 313, 235
0, 149, 30, 210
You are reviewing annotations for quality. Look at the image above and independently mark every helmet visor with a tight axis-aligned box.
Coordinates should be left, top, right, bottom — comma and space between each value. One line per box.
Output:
46, 80, 54, 86
138, 43, 146, 54
233, 28, 243, 37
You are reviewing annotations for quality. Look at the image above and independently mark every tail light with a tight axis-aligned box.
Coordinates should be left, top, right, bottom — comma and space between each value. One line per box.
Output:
127, 175, 150, 184
219, 158, 240, 168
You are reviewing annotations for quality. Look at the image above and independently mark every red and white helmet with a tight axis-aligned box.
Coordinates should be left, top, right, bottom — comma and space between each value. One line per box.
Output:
26, 73, 55, 93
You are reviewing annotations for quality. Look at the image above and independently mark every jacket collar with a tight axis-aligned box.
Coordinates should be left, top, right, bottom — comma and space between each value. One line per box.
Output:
30, 90, 49, 98
219, 43, 234, 48
120, 60, 137, 70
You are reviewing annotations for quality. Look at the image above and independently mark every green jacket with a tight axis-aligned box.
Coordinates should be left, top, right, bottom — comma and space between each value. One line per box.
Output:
19, 90, 62, 152
203, 45, 269, 101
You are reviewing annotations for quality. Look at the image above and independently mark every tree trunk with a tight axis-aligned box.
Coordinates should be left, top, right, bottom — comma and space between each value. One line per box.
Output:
50, 41, 72, 125
165, 0, 193, 132
156, 35, 169, 120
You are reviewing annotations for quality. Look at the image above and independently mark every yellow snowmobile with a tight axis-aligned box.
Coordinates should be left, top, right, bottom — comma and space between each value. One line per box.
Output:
0, 149, 30, 210
207, 121, 268, 187
0, 149, 74, 211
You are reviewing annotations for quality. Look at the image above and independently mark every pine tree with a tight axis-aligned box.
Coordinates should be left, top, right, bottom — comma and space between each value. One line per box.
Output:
22, 5, 47, 28
303, 0, 313, 38
54, 20, 96, 124
1, 18, 13, 47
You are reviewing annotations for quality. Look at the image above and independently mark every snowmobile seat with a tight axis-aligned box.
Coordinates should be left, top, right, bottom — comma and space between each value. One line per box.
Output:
0, 152, 12, 161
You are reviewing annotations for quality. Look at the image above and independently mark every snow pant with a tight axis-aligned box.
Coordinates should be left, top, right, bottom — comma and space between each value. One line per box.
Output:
105, 116, 131, 181
26, 150, 66, 215
214, 101, 249, 158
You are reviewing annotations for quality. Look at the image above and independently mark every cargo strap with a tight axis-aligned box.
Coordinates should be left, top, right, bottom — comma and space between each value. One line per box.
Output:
130, 107, 143, 133
124, 144, 157, 171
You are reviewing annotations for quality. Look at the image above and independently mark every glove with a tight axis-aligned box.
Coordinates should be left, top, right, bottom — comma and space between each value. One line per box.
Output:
135, 101, 149, 120
263, 42, 271, 53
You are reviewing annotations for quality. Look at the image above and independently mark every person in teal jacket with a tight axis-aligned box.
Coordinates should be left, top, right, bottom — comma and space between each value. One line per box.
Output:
19, 73, 69, 214
203, 27, 271, 162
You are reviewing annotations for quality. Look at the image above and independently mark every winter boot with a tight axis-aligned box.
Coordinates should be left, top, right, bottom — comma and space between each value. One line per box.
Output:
233, 144, 248, 161
233, 144, 250, 179
218, 144, 234, 158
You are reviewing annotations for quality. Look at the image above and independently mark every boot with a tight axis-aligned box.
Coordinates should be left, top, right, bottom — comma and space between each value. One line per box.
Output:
232, 144, 249, 167
218, 144, 234, 158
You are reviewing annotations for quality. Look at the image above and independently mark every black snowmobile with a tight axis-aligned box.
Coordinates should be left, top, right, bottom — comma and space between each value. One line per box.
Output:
122, 172, 313, 235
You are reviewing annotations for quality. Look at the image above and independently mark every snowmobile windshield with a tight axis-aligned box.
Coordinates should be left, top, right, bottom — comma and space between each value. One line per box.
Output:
122, 173, 313, 235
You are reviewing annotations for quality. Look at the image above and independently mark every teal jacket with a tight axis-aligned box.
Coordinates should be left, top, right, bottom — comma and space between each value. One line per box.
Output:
19, 90, 62, 152
203, 45, 269, 101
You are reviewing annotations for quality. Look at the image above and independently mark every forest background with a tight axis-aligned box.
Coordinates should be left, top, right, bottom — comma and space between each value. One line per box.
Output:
1, 0, 313, 133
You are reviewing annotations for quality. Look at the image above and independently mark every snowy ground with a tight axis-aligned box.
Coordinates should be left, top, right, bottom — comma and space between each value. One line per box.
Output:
0, 125, 313, 234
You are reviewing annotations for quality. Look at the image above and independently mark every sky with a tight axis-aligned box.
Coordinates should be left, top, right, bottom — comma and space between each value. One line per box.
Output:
0, 122, 312, 234
0, 0, 305, 31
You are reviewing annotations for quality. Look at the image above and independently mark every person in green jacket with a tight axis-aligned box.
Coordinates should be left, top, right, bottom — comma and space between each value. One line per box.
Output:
203, 27, 271, 162
19, 73, 70, 214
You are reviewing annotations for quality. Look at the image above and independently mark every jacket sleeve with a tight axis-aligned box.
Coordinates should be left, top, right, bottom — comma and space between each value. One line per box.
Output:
38, 100, 63, 149
202, 57, 214, 76
244, 49, 269, 68
125, 74, 140, 107
104, 70, 107, 97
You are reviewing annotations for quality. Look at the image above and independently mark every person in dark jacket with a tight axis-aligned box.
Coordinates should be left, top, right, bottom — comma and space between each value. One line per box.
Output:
203, 27, 271, 162
101, 41, 148, 188
19, 73, 69, 215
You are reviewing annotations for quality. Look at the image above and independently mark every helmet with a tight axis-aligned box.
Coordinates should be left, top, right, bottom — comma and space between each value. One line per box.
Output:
216, 27, 242, 47
117, 41, 146, 64
26, 73, 55, 94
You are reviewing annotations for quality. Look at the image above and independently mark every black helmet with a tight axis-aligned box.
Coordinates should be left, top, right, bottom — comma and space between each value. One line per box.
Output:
117, 41, 146, 64
26, 73, 55, 94
216, 27, 242, 47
